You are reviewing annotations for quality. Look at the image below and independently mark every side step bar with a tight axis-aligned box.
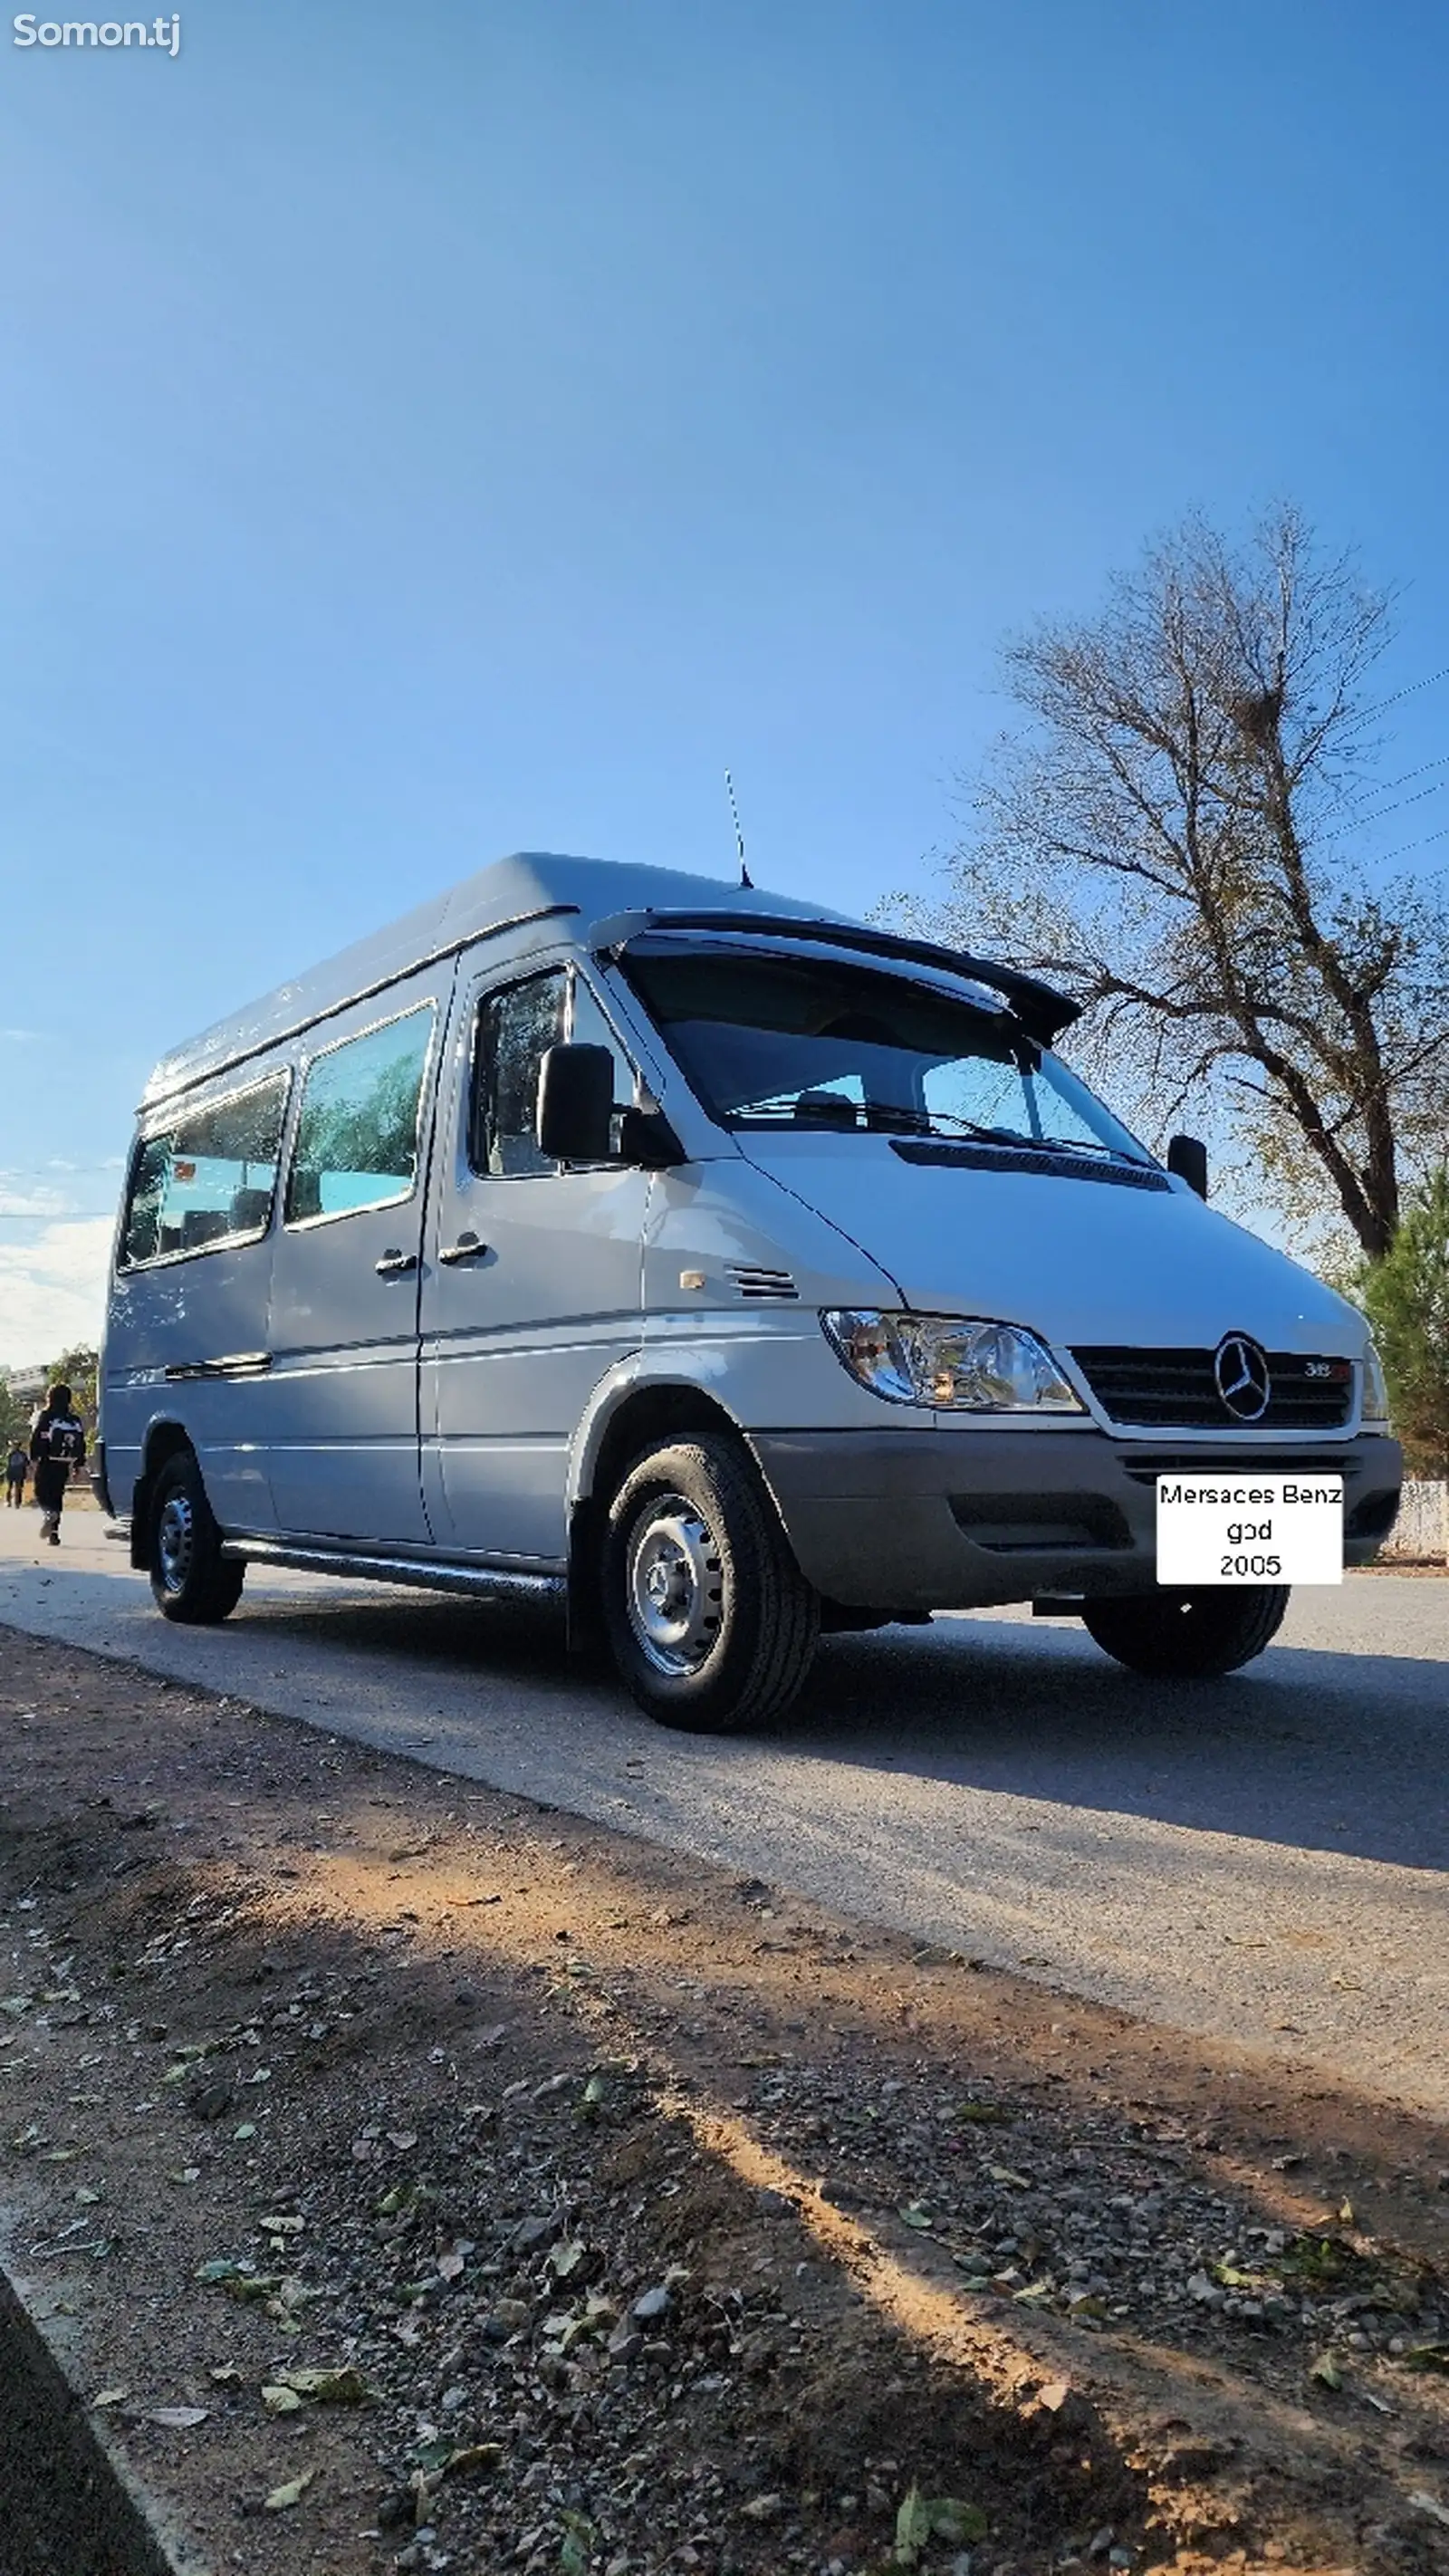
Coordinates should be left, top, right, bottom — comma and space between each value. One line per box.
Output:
222, 1538, 565, 1605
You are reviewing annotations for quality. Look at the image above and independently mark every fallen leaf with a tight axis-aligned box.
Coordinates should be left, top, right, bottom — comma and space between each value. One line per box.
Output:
1310, 2352, 1343, 2390
1409, 2491, 1449, 2530
894, 2484, 931, 2566
897, 2200, 935, 2230
441, 2441, 504, 2479
280, 2365, 373, 2405
1401, 2343, 1449, 2375
145, 2405, 209, 2428
263, 2469, 315, 2512
262, 2384, 302, 2414
92, 2387, 129, 2408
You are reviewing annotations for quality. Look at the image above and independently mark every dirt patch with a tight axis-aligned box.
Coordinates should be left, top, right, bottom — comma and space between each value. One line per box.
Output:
0, 1626, 1445, 2576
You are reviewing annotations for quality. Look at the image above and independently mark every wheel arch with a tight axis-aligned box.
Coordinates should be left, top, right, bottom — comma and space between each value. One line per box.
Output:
129, 1416, 196, 1568
564, 1373, 768, 1654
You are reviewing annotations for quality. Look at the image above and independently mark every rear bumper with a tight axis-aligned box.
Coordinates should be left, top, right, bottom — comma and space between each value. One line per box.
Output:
749, 1427, 1404, 1610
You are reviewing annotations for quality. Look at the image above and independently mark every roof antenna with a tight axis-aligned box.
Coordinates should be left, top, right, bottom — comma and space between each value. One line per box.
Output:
724, 769, 753, 889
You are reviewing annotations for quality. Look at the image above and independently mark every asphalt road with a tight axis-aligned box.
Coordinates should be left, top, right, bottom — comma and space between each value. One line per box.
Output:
1, 1508, 1444, 2119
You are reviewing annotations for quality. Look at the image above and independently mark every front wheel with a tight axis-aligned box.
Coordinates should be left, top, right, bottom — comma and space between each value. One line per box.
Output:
1082, 1585, 1289, 1678
601, 1436, 820, 1730
149, 1453, 245, 1624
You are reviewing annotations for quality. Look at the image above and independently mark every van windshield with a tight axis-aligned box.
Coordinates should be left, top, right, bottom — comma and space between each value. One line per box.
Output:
620, 945, 1152, 1163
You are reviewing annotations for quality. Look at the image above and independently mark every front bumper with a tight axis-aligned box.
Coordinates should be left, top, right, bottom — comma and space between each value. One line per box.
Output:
750, 1427, 1404, 1610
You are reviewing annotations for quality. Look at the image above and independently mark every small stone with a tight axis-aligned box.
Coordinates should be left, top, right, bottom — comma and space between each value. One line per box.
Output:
631, 2284, 672, 2322
483, 2300, 532, 2340
187, 2079, 235, 2123
741, 2493, 783, 2522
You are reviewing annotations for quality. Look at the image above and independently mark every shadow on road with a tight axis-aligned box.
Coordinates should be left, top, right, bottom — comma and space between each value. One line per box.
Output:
4, 1546, 1445, 1875
166, 1574, 1449, 1876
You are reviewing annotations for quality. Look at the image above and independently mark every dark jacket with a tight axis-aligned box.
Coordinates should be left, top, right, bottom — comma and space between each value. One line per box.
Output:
30, 1407, 86, 1507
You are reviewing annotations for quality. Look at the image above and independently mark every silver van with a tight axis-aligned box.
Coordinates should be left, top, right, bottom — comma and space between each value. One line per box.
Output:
96, 853, 1401, 1727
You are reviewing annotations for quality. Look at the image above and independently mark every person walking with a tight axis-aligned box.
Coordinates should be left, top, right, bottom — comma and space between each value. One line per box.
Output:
5, 1442, 27, 1507
29, 1383, 86, 1547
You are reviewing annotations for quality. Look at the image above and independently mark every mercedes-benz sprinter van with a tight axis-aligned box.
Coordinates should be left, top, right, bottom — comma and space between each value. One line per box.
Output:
96, 854, 1402, 1728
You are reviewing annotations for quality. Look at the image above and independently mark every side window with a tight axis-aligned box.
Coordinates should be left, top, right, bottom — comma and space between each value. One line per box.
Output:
285, 1004, 433, 1224
121, 1071, 289, 1269
470, 971, 567, 1177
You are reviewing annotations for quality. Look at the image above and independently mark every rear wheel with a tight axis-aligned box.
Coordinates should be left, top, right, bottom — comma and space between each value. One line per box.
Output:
149, 1452, 245, 1625
601, 1436, 819, 1730
1082, 1585, 1289, 1678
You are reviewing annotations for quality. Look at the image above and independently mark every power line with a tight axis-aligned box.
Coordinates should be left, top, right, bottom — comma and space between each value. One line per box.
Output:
1365, 663, 1449, 716
1365, 817, 1449, 870
1349, 778, 1449, 831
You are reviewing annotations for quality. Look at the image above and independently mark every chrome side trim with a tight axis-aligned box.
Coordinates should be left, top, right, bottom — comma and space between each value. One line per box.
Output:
221, 1538, 564, 1602
164, 1352, 273, 1381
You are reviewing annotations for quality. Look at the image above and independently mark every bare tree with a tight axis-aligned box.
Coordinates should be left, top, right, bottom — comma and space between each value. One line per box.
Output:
915, 509, 1449, 1257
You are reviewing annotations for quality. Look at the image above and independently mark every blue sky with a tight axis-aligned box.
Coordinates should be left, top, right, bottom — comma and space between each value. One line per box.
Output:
3, 0, 1448, 1358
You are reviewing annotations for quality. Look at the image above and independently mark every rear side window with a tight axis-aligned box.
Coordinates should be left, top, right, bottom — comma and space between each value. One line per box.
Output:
122, 1072, 289, 1269
285, 1004, 433, 1224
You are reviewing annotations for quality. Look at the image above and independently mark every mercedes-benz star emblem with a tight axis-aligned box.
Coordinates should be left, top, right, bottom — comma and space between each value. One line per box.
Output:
1214, 1333, 1271, 1422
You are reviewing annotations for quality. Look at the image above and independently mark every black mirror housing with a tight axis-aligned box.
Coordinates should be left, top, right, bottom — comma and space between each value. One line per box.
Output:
1166, 1133, 1209, 1199
536, 1043, 615, 1162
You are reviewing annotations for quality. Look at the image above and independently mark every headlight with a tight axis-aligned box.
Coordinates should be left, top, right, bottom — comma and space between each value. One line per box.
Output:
820, 1311, 1084, 1412
1361, 1340, 1392, 1427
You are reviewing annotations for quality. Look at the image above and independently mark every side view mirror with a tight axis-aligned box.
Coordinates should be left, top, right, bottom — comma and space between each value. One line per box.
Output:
536, 1043, 615, 1162
1166, 1133, 1209, 1199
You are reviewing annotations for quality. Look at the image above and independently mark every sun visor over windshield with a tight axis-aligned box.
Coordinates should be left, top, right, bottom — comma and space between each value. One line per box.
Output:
588, 908, 1081, 1046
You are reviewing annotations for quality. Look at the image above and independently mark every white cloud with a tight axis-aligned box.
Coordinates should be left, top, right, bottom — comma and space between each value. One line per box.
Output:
0, 1218, 112, 1368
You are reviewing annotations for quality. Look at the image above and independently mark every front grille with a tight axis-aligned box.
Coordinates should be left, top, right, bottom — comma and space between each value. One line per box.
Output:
725, 1263, 799, 1302
1072, 1347, 1354, 1431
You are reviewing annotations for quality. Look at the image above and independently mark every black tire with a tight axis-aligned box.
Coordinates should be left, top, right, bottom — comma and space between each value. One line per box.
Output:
148, 1452, 246, 1625
1082, 1585, 1289, 1679
601, 1436, 820, 1730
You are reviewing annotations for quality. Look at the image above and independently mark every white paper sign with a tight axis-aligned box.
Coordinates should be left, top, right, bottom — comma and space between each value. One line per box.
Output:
1156, 1474, 1343, 1586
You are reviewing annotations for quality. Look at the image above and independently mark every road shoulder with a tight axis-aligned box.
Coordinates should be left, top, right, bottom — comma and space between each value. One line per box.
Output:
2, 1625, 1446, 2576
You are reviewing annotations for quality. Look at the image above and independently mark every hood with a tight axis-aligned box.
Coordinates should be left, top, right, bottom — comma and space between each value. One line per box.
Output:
743, 1136, 1362, 1355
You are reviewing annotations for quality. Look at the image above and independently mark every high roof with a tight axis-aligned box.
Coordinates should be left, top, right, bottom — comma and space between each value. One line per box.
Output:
140, 851, 850, 1109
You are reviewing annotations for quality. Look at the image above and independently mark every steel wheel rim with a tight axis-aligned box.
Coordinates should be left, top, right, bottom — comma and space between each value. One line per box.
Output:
158, 1491, 195, 1596
625, 1491, 724, 1677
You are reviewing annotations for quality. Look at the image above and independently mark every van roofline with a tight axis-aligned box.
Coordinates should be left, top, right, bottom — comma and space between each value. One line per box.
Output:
135, 851, 1075, 1110
139, 851, 852, 1110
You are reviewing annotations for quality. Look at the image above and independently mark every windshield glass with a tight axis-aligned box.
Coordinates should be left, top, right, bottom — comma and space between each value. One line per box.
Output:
620, 947, 1152, 1161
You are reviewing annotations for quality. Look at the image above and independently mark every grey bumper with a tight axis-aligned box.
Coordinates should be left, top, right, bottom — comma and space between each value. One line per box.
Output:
749, 1427, 1404, 1610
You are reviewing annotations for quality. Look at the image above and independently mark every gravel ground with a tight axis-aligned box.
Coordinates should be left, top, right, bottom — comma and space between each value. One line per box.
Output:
1, 1627, 1447, 2576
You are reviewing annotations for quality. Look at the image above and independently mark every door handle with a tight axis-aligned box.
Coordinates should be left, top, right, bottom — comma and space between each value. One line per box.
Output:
437, 1231, 491, 1265
374, 1248, 418, 1277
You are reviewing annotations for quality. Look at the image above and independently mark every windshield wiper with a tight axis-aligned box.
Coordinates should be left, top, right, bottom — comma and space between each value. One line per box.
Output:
936, 1121, 1147, 1166
882, 1110, 1147, 1165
